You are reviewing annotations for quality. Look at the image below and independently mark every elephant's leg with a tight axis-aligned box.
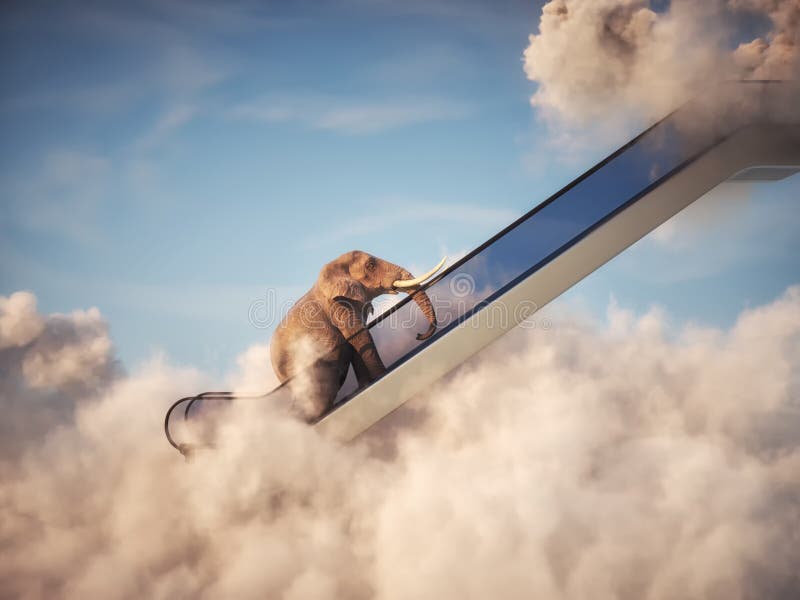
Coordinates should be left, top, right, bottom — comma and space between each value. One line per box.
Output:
289, 358, 341, 422
288, 340, 352, 422
330, 299, 386, 381
351, 345, 375, 388
309, 359, 342, 420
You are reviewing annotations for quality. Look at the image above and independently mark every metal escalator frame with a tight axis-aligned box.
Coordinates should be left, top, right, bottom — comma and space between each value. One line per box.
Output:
165, 82, 800, 453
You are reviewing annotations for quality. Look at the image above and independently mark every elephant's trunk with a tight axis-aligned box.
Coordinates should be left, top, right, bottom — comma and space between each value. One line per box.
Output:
409, 287, 437, 341
390, 257, 446, 341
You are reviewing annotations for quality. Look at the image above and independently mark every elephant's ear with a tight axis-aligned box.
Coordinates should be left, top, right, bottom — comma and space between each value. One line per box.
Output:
322, 277, 367, 305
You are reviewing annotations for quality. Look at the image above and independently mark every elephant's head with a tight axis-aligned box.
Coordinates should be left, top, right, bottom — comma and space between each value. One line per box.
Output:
318, 250, 445, 341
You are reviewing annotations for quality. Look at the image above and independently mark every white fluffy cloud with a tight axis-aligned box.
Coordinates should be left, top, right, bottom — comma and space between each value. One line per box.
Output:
523, 0, 800, 125
1, 288, 800, 598
21, 307, 114, 390
0, 292, 45, 350
0, 292, 118, 460
732, 0, 800, 79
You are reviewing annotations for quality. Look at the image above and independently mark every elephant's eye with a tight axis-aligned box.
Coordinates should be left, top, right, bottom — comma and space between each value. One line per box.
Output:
366, 259, 376, 272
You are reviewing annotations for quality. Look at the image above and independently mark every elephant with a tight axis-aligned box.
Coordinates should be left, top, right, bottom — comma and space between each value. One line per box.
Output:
270, 250, 445, 421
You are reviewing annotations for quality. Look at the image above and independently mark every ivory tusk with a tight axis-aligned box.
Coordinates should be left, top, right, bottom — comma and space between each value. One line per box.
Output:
392, 256, 447, 289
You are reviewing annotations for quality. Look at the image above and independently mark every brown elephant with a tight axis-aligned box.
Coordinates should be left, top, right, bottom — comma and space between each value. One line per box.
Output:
270, 250, 444, 421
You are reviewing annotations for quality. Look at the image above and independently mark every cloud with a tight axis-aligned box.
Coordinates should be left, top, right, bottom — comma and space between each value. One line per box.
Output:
0, 292, 44, 351
228, 343, 280, 394
522, 0, 800, 126
42, 150, 110, 189
315, 101, 469, 134
133, 104, 199, 151
364, 44, 473, 87
0, 292, 119, 460
2, 286, 800, 597
1, 149, 112, 246
302, 202, 518, 248
229, 96, 472, 135
20, 307, 115, 391
732, 0, 800, 79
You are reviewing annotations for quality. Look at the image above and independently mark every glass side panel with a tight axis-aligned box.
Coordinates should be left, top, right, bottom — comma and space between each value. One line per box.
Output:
330, 102, 735, 403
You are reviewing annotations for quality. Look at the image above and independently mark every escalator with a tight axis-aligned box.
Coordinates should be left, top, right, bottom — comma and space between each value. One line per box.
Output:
165, 81, 800, 455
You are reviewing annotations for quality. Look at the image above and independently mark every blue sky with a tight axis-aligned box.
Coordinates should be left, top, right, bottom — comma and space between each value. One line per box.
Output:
1, 0, 798, 379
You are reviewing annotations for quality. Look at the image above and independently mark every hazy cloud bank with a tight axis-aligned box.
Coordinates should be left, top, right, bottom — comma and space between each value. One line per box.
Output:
1, 287, 799, 598
229, 95, 472, 135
